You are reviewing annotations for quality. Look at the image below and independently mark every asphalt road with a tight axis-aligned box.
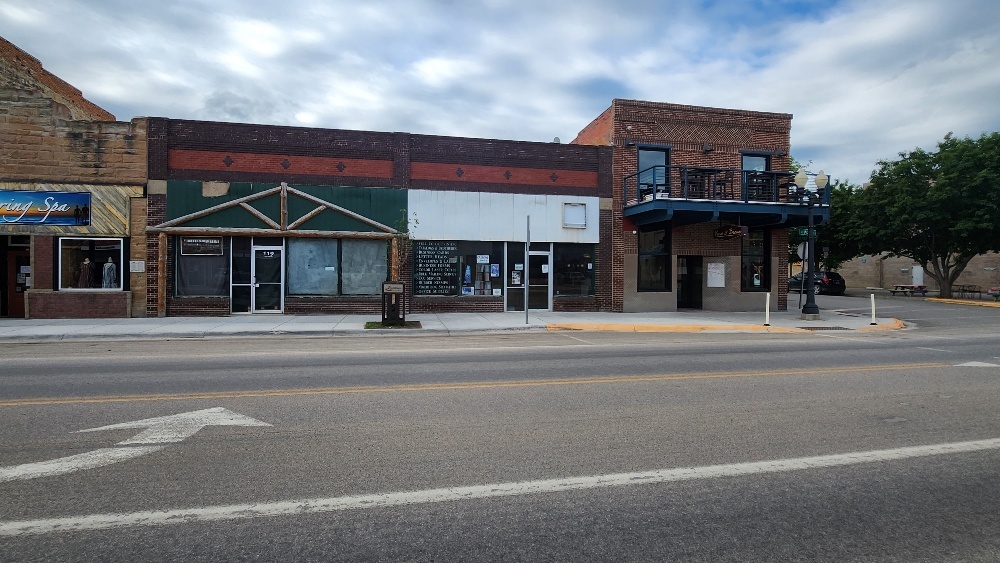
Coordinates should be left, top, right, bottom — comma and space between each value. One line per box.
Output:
1, 296, 999, 561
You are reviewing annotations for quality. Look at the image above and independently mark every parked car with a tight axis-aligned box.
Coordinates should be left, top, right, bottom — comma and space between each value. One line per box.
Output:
787, 271, 846, 295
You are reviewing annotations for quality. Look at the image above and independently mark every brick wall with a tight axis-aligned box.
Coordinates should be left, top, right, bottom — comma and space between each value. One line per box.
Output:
28, 290, 131, 318
411, 297, 504, 313
128, 197, 147, 317
0, 37, 114, 121
837, 253, 1000, 291
0, 92, 146, 184
146, 195, 166, 317
571, 99, 793, 312
30, 235, 54, 290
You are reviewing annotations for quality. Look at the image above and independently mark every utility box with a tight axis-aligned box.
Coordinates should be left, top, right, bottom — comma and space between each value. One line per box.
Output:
381, 282, 406, 326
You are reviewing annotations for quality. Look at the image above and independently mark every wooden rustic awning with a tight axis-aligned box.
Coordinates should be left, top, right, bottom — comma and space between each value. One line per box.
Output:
147, 182, 399, 239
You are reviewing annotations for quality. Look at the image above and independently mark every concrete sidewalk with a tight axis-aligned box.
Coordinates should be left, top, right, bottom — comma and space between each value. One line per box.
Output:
0, 309, 903, 342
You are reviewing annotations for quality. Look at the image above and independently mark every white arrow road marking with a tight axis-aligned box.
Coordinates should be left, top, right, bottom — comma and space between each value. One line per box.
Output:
0, 447, 164, 483
2, 436, 999, 536
76, 406, 272, 445
955, 361, 1000, 367
0, 407, 270, 483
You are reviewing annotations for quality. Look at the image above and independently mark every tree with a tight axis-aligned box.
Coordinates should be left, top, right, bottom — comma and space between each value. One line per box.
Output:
847, 132, 1000, 297
786, 156, 862, 270
814, 179, 864, 270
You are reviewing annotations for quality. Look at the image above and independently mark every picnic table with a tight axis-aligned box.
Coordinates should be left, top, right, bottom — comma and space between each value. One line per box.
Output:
953, 284, 983, 299
890, 284, 927, 296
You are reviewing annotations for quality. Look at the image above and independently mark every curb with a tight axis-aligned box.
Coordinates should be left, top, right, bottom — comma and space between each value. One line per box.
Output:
926, 298, 1000, 308
545, 323, 805, 333
857, 318, 907, 332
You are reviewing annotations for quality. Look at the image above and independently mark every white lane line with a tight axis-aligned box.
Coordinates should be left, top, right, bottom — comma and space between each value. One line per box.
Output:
555, 332, 595, 345
0, 446, 164, 483
917, 347, 952, 352
3, 437, 1000, 537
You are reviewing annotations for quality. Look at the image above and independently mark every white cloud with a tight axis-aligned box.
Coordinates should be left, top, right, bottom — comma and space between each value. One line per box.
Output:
1, 0, 998, 183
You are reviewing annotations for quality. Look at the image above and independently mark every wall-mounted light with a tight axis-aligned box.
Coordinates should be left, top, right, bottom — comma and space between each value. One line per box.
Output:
776, 150, 788, 157
702, 144, 714, 153
625, 139, 636, 147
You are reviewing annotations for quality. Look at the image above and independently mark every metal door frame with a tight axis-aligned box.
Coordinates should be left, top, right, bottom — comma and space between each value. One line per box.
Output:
251, 243, 284, 314
528, 244, 552, 311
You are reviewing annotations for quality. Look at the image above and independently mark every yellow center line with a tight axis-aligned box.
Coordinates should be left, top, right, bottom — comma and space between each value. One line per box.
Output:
0, 362, 947, 407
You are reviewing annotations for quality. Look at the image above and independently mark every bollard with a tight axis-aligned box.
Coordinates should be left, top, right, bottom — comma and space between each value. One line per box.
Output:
764, 292, 771, 326
870, 293, 877, 325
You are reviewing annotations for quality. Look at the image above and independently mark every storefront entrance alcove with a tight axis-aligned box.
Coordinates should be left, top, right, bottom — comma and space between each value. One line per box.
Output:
231, 237, 285, 314
2, 236, 30, 317
505, 242, 553, 312
677, 255, 703, 309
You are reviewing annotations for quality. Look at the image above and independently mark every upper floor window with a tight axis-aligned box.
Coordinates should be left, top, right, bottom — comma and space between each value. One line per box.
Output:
742, 153, 770, 172
638, 147, 669, 197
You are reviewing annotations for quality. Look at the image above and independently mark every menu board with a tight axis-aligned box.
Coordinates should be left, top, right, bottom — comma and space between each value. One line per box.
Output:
413, 241, 459, 295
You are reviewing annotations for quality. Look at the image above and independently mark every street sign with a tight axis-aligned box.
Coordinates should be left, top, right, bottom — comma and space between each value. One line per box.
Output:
797, 242, 807, 260
798, 227, 809, 236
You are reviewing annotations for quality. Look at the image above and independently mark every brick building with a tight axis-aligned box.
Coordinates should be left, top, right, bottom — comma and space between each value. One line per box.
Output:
0, 37, 146, 319
1, 36, 827, 318
145, 100, 823, 316
145, 119, 610, 316
573, 99, 822, 312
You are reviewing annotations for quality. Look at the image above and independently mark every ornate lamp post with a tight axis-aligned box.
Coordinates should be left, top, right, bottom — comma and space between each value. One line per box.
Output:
793, 169, 829, 319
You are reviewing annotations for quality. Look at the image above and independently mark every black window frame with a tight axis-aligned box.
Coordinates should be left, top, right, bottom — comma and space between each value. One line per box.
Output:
637, 144, 671, 196
637, 222, 671, 292
740, 229, 771, 292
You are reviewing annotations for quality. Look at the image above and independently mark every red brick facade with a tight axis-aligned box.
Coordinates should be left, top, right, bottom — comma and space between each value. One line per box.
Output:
146, 118, 612, 316
573, 99, 793, 311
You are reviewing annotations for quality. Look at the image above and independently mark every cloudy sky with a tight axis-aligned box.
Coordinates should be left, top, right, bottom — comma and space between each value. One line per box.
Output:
1, 0, 997, 183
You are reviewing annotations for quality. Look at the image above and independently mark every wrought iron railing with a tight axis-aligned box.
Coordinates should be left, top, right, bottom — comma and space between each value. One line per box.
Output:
624, 165, 820, 207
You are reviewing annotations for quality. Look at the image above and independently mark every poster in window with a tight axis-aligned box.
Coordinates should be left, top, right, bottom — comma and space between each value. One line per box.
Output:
477, 254, 489, 264
511, 271, 521, 285
490, 264, 499, 277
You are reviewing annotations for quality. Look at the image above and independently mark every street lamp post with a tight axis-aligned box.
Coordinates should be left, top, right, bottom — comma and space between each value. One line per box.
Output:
793, 169, 829, 319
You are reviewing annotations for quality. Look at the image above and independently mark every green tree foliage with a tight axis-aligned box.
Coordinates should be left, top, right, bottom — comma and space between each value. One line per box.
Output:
848, 132, 1000, 297
817, 179, 863, 269
787, 177, 862, 271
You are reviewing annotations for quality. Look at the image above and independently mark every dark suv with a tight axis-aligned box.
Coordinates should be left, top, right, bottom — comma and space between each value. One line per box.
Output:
787, 271, 846, 295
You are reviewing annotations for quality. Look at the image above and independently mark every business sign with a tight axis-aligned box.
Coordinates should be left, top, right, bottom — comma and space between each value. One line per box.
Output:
0, 191, 92, 225
713, 225, 747, 240
180, 237, 224, 255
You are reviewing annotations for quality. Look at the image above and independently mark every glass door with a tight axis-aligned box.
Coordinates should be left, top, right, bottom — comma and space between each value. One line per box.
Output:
252, 246, 284, 313
528, 251, 551, 310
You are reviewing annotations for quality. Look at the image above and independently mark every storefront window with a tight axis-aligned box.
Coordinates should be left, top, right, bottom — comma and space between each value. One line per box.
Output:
287, 239, 339, 295
741, 229, 770, 291
554, 244, 595, 296
176, 237, 229, 296
341, 239, 388, 295
413, 241, 503, 296
457, 242, 503, 296
638, 225, 670, 291
59, 237, 124, 290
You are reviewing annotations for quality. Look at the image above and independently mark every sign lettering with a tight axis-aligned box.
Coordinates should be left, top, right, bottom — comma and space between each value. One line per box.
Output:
0, 191, 92, 225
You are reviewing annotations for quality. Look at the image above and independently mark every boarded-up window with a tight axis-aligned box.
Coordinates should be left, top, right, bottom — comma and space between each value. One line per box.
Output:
288, 239, 339, 295
341, 239, 387, 295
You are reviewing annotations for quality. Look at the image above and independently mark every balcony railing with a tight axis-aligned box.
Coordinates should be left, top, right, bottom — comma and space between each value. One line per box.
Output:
624, 165, 817, 207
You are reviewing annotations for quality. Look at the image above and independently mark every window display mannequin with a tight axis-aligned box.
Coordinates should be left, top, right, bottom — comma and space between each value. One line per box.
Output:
78, 258, 94, 288
102, 257, 117, 288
